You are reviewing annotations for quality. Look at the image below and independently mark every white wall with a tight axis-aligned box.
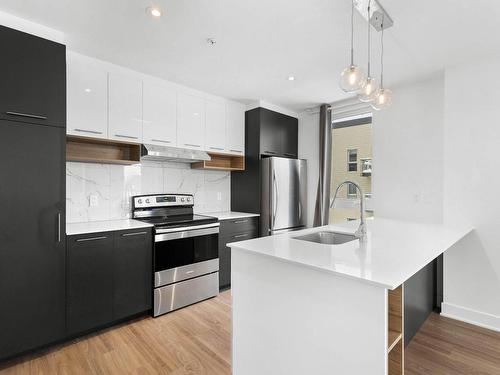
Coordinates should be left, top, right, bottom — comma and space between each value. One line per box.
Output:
441, 56, 500, 331
372, 74, 445, 224
298, 110, 320, 227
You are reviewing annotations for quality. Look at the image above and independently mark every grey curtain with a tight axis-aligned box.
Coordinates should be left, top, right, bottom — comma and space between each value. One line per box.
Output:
313, 104, 332, 227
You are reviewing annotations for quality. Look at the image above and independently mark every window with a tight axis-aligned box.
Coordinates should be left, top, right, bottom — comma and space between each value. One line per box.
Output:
347, 183, 358, 198
330, 113, 373, 224
347, 149, 358, 172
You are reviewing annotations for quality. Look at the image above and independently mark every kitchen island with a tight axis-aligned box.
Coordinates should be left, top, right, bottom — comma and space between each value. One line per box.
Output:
229, 218, 472, 375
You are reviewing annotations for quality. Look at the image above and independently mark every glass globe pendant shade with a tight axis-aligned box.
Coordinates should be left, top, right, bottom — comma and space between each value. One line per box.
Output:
371, 88, 393, 110
358, 76, 378, 102
340, 65, 366, 93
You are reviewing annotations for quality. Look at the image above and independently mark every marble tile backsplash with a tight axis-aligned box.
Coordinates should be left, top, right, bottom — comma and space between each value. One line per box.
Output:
66, 161, 230, 223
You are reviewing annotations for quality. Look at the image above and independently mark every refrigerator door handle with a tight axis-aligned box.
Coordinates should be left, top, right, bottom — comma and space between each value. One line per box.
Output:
57, 212, 62, 243
272, 170, 278, 229
298, 198, 302, 223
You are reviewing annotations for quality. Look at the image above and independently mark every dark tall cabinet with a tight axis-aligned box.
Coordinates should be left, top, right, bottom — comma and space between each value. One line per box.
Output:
231, 107, 298, 214
0, 25, 66, 127
0, 26, 66, 360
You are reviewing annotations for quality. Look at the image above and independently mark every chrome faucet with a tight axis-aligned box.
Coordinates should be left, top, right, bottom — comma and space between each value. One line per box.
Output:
330, 181, 367, 241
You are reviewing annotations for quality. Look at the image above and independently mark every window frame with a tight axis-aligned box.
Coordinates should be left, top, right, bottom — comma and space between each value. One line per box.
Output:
347, 183, 358, 198
347, 149, 358, 173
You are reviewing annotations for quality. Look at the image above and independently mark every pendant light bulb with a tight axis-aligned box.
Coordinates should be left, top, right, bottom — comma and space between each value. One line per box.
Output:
340, 65, 366, 93
340, 0, 366, 93
358, 76, 379, 102
371, 88, 393, 110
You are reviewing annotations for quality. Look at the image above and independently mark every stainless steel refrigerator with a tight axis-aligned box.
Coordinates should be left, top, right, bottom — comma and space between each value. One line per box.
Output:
261, 157, 307, 236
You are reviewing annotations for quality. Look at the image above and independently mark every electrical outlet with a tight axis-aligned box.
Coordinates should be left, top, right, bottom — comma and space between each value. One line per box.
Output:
89, 194, 99, 207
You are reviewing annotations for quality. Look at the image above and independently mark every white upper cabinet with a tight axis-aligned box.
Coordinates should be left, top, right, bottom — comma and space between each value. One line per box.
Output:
177, 92, 205, 150
108, 73, 143, 143
205, 99, 226, 153
143, 82, 177, 147
226, 101, 246, 155
67, 52, 108, 139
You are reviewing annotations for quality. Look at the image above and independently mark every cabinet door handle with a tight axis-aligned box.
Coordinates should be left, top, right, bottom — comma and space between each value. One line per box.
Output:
74, 128, 103, 135
209, 147, 224, 151
230, 149, 243, 153
284, 153, 296, 157
76, 236, 107, 242
115, 134, 138, 139
233, 219, 248, 224
263, 151, 277, 155
184, 143, 201, 148
57, 212, 62, 243
151, 139, 171, 144
232, 233, 249, 239
122, 231, 148, 237
6, 111, 47, 120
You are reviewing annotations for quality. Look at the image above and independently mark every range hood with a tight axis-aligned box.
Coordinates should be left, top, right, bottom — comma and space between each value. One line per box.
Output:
141, 144, 211, 163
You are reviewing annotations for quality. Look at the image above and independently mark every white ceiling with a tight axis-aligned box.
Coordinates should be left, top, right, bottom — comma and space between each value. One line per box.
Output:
1, 0, 499, 112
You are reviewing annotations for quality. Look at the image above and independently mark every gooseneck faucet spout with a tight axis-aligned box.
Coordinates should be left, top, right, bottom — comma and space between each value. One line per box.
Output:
330, 181, 367, 241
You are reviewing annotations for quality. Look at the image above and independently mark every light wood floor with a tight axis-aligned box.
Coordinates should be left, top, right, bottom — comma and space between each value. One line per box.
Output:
1, 291, 500, 374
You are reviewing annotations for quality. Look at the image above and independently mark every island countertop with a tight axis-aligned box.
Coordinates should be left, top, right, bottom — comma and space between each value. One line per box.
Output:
228, 217, 473, 289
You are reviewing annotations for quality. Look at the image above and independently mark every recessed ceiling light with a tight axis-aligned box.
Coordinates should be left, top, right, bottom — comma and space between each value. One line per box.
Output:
288, 76, 295, 81
146, 6, 162, 18
206, 38, 216, 46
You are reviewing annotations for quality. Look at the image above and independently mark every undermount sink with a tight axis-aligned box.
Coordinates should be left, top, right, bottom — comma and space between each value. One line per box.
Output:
293, 231, 358, 245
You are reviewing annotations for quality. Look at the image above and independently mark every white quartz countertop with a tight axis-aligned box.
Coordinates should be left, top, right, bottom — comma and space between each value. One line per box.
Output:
229, 218, 473, 289
66, 219, 153, 236
200, 211, 260, 221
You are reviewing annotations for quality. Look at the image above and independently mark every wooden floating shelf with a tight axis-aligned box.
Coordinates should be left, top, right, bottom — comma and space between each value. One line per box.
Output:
191, 152, 245, 171
66, 135, 141, 165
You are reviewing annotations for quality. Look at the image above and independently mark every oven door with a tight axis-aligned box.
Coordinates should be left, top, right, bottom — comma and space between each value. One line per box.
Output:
154, 223, 219, 287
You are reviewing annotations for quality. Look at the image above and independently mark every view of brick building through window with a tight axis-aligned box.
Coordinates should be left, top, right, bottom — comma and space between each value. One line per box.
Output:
330, 120, 373, 224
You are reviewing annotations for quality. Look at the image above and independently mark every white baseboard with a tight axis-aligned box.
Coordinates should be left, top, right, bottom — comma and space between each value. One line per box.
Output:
441, 302, 500, 332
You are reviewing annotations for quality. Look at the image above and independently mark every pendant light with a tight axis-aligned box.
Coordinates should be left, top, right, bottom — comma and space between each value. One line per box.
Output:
358, 0, 379, 102
340, 0, 366, 93
372, 15, 393, 110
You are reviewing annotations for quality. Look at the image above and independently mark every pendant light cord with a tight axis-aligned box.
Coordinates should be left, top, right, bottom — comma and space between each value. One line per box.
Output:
367, 0, 372, 76
380, 14, 385, 88
350, 0, 355, 66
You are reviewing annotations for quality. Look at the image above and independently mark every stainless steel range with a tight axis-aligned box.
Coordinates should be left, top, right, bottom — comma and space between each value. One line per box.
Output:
132, 194, 219, 317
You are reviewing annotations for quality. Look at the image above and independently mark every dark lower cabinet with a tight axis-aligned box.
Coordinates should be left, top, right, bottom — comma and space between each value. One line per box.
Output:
218, 217, 259, 289
404, 259, 437, 345
66, 228, 153, 336
67, 233, 114, 335
0, 120, 66, 360
113, 230, 152, 320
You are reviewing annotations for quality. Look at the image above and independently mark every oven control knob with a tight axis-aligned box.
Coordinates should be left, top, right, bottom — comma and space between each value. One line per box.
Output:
181, 198, 185, 202
146, 199, 150, 203
138, 199, 143, 204
187, 197, 191, 202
